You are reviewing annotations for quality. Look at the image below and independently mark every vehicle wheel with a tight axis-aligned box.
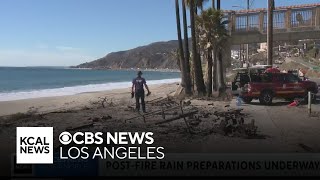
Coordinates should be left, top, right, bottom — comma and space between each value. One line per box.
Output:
259, 91, 273, 105
243, 97, 253, 104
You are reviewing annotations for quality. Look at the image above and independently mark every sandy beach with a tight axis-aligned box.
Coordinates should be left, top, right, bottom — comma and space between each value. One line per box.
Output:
1, 82, 320, 154
1, 82, 320, 176
0, 83, 179, 116
1, 81, 320, 154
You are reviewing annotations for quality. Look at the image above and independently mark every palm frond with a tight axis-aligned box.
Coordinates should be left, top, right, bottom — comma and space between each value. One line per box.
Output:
195, 8, 230, 51
185, 0, 209, 9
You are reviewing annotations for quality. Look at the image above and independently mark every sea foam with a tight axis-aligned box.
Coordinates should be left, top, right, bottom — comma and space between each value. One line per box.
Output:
0, 78, 180, 102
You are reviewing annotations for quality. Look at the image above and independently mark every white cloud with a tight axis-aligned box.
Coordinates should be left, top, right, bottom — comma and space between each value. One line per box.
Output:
0, 49, 96, 67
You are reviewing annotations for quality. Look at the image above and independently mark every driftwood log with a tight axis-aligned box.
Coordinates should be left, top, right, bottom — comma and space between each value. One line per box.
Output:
124, 106, 182, 123
155, 110, 198, 125
66, 122, 94, 131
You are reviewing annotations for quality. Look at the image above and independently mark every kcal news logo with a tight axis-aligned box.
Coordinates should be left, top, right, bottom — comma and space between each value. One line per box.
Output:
16, 127, 53, 164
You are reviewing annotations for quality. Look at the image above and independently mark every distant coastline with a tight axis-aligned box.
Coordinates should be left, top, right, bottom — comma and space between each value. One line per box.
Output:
69, 67, 181, 73
74, 40, 183, 70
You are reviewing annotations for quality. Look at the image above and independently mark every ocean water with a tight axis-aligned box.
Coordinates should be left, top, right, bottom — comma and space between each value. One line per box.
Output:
0, 67, 181, 101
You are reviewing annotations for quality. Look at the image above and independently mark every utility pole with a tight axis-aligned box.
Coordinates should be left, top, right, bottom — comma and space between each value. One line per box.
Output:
246, 0, 250, 65
240, 44, 242, 66
267, 0, 274, 66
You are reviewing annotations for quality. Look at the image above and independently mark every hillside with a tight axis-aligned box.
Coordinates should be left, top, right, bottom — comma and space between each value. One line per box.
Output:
74, 40, 185, 69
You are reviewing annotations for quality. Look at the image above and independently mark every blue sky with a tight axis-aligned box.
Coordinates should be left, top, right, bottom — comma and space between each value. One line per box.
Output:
0, 0, 319, 66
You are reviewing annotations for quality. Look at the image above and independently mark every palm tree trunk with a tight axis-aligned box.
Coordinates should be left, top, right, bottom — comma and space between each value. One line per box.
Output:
217, 0, 220, 9
190, 0, 206, 95
175, 0, 187, 89
194, 1, 202, 90
216, 0, 225, 93
212, 0, 215, 9
182, 0, 192, 95
195, 5, 198, 15
267, 0, 274, 66
206, 49, 213, 96
213, 48, 217, 91
218, 50, 226, 92
195, 8, 203, 92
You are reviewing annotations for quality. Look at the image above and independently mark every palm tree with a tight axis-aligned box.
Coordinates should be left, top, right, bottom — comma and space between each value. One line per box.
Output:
187, 0, 208, 90
196, 8, 229, 94
175, 0, 189, 93
186, 0, 209, 14
182, 0, 192, 95
215, 0, 226, 93
190, 0, 206, 95
211, 0, 217, 93
196, 10, 213, 96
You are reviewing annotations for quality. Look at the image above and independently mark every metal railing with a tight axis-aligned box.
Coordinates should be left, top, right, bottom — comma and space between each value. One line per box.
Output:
224, 3, 320, 34
291, 8, 313, 28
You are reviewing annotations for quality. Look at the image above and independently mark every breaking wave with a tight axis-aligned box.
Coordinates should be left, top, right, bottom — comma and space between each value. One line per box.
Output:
0, 78, 180, 101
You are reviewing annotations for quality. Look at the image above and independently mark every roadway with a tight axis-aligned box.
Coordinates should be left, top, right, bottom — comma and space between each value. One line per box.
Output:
201, 97, 320, 153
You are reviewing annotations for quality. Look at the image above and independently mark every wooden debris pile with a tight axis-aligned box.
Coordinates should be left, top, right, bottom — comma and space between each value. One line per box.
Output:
212, 108, 258, 138
0, 110, 46, 127
64, 115, 113, 133
147, 96, 180, 107
89, 115, 112, 122
124, 97, 198, 133
90, 97, 115, 108
124, 96, 258, 138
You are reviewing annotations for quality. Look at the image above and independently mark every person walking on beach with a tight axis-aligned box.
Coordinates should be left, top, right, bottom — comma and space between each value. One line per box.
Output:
131, 71, 151, 113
